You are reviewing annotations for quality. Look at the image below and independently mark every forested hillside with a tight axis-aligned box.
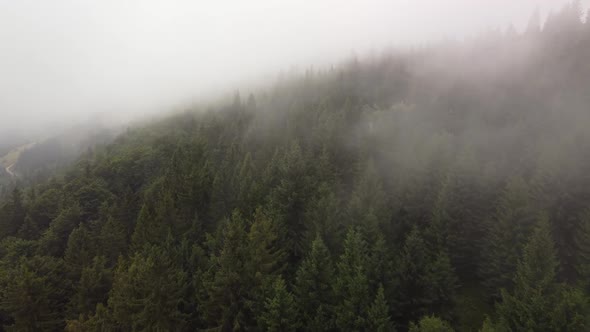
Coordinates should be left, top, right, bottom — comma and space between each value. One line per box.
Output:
1, 4, 590, 331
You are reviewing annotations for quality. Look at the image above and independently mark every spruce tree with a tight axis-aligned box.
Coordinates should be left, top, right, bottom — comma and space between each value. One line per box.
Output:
64, 223, 96, 274
302, 183, 343, 253
294, 234, 335, 330
480, 177, 534, 299
397, 227, 457, 324
347, 159, 390, 243
246, 209, 286, 321
0, 256, 72, 332
0, 188, 25, 238
131, 202, 168, 250
201, 211, 252, 330
409, 315, 454, 332
98, 216, 128, 266
574, 209, 590, 286
68, 255, 112, 317
367, 285, 395, 332
259, 277, 299, 332
495, 216, 559, 331
333, 228, 371, 331
108, 246, 188, 331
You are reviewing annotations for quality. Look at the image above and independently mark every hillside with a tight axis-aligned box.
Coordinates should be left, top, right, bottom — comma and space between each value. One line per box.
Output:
0, 4, 590, 331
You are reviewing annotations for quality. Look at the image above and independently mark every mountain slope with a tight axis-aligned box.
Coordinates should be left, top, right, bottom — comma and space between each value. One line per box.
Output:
1, 6, 590, 331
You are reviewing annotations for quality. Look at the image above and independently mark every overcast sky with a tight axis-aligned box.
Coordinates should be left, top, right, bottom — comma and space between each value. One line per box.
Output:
0, 0, 587, 136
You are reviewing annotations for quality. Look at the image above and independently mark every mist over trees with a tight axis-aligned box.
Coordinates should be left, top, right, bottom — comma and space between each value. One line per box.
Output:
1, 3, 590, 331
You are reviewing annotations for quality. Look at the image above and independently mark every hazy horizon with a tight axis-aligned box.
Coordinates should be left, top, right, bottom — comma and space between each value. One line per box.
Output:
1, 0, 588, 136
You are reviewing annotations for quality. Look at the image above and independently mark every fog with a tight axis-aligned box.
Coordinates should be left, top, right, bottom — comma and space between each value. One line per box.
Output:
0, 0, 587, 137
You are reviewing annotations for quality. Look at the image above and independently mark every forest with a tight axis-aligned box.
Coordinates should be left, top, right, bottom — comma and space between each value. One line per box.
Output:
1, 3, 590, 331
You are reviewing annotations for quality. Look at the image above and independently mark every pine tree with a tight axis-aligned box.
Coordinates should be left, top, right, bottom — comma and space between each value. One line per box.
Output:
108, 246, 188, 331
16, 215, 40, 240
131, 202, 168, 250
246, 209, 286, 320
302, 183, 343, 253
201, 211, 252, 330
368, 234, 396, 301
495, 215, 559, 331
0, 256, 72, 332
409, 315, 454, 332
64, 223, 96, 274
82, 303, 115, 331
347, 159, 390, 243
98, 216, 127, 266
333, 228, 371, 331
479, 316, 498, 332
68, 255, 112, 317
397, 227, 457, 324
367, 285, 395, 332
259, 277, 299, 332
294, 234, 335, 330
265, 141, 310, 262
480, 178, 534, 299
0, 188, 26, 238
574, 209, 590, 286
38, 204, 83, 257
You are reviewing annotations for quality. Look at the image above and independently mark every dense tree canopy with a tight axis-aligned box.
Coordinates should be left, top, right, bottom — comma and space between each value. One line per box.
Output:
1, 4, 590, 331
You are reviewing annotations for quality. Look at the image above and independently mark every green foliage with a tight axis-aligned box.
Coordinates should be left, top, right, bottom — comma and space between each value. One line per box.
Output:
202, 211, 254, 330
480, 178, 534, 299
494, 216, 589, 331
396, 227, 457, 323
574, 209, 590, 286
108, 246, 188, 331
0, 188, 25, 239
0, 11, 589, 330
294, 234, 335, 330
367, 285, 395, 332
0, 256, 72, 331
259, 277, 299, 332
409, 315, 455, 332
333, 228, 371, 331
69, 255, 112, 317
38, 204, 83, 257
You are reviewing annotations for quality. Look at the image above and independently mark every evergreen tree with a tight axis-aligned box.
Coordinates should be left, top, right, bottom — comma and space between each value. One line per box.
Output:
574, 208, 590, 287
131, 202, 169, 250
108, 246, 188, 331
347, 159, 390, 243
16, 215, 40, 240
494, 215, 589, 331
202, 211, 252, 330
82, 303, 116, 332
68, 255, 112, 317
0, 256, 72, 332
294, 234, 335, 330
367, 285, 395, 332
368, 233, 397, 308
333, 228, 371, 331
246, 209, 286, 321
0, 188, 25, 238
302, 183, 343, 253
38, 204, 83, 257
265, 141, 310, 263
396, 227, 457, 325
409, 315, 454, 332
480, 178, 534, 299
98, 216, 128, 266
259, 277, 299, 332
64, 223, 96, 274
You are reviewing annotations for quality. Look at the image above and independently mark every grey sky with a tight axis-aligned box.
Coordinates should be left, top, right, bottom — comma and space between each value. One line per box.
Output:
0, 0, 587, 135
